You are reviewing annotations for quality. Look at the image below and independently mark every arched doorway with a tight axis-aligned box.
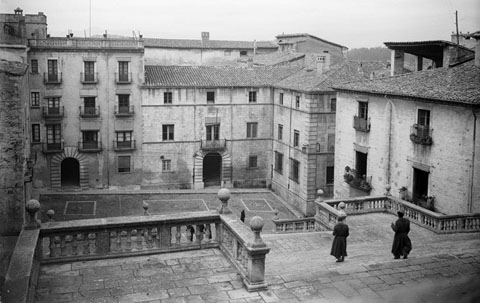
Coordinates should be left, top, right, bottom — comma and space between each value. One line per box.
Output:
203, 153, 222, 187
61, 157, 80, 188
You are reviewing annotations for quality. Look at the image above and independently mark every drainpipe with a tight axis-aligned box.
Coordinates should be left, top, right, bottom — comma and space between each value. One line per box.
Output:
287, 89, 293, 189
384, 95, 393, 187
469, 109, 477, 213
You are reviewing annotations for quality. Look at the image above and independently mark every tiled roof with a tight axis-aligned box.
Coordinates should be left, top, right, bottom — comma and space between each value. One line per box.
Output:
274, 61, 388, 92
333, 62, 480, 106
144, 65, 300, 87
384, 40, 474, 52
238, 52, 305, 66
275, 33, 347, 49
143, 38, 277, 49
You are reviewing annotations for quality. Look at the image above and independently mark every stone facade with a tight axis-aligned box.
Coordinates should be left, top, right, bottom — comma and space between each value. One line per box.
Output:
334, 92, 480, 215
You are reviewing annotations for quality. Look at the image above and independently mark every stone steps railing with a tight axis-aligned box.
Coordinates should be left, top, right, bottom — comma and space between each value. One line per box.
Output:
316, 195, 480, 234
272, 218, 316, 233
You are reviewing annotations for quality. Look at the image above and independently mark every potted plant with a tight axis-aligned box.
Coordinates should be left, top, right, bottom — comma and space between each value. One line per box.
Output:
399, 186, 408, 200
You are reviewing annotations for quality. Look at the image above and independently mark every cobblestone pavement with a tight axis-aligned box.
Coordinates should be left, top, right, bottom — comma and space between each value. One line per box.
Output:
35, 213, 480, 303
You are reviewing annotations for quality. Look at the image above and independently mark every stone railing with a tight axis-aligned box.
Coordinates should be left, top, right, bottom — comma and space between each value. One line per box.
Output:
272, 218, 316, 233
315, 195, 480, 234
28, 38, 144, 49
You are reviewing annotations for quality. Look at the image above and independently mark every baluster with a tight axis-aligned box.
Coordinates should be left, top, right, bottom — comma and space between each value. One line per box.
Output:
175, 226, 181, 244
115, 231, 121, 251
241, 246, 248, 269
49, 236, 56, 257
136, 229, 143, 250
195, 225, 203, 243
145, 228, 152, 248
60, 235, 67, 256
151, 228, 158, 247
71, 234, 78, 255
83, 233, 90, 255
205, 224, 212, 242
125, 230, 132, 251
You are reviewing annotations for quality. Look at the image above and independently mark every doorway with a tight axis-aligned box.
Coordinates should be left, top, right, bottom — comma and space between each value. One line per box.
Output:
61, 157, 80, 188
413, 168, 429, 203
203, 153, 222, 187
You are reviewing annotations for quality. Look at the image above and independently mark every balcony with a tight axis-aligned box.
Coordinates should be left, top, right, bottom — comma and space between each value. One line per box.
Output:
42, 142, 63, 153
353, 115, 370, 132
78, 140, 102, 152
43, 72, 62, 84
343, 167, 372, 192
201, 139, 226, 151
115, 72, 132, 84
410, 124, 433, 145
42, 106, 64, 119
80, 72, 98, 84
114, 105, 134, 117
79, 105, 100, 117
114, 140, 136, 151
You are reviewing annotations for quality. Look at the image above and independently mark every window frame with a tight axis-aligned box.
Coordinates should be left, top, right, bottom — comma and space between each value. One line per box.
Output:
164, 92, 173, 104
358, 101, 368, 119
246, 122, 258, 138
31, 124, 40, 143
274, 151, 283, 174
30, 59, 38, 74
206, 124, 220, 141
293, 130, 300, 147
30, 92, 40, 107
290, 158, 300, 183
162, 124, 175, 141
417, 109, 430, 127
162, 159, 172, 172
330, 98, 336, 112
117, 155, 131, 173
278, 124, 283, 141
295, 96, 300, 108
83, 61, 95, 82
279, 93, 284, 105
46, 124, 61, 144
206, 91, 215, 104
326, 166, 334, 184
248, 91, 257, 103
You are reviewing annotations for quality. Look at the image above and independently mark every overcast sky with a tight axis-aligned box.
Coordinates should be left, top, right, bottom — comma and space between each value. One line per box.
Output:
2, 0, 479, 48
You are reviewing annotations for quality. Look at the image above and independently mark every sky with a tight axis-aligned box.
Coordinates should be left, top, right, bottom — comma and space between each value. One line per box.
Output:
1, 0, 479, 49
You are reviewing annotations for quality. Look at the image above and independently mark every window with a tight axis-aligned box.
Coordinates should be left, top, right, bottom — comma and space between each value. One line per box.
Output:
164, 92, 172, 104
358, 101, 368, 119
295, 96, 300, 108
82, 131, 99, 149
83, 97, 96, 115
224, 50, 231, 56
47, 97, 60, 115
162, 124, 174, 141
248, 156, 258, 168
31, 92, 40, 107
46, 124, 61, 150
249, 91, 257, 103
275, 151, 283, 174
355, 151, 368, 179
293, 130, 300, 147
118, 155, 131, 173
330, 98, 336, 112
30, 59, 38, 74
83, 61, 95, 82
206, 124, 219, 141
207, 91, 215, 104
116, 131, 132, 148
240, 50, 248, 57
118, 61, 129, 82
31, 124, 40, 143
290, 158, 300, 183
278, 124, 283, 141
327, 133, 335, 152
246, 122, 258, 138
47, 59, 58, 81
118, 94, 130, 113
326, 166, 334, 184
279, 93, 284, 105
417, 109, 430, 127
162, 159, 172, 172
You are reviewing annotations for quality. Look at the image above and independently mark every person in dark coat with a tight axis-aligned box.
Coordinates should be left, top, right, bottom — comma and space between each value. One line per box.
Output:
240, 210, 245, 222
330, 215, 349, 262
391, 211, 412, 259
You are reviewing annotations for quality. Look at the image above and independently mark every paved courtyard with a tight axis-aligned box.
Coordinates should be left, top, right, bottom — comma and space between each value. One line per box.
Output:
35, 212, 480, 303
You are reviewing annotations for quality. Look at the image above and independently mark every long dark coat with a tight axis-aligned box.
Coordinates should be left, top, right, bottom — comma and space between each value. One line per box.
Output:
330, 222, 349, 259
391, 217, 412, 256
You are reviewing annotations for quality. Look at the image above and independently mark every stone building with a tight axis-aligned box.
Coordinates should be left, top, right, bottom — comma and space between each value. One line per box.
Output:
141, 66, 298, 189
27, 35, 145, 189
144, 32, 278, 66
333, 40, 480, 215
271, 55, 388, 216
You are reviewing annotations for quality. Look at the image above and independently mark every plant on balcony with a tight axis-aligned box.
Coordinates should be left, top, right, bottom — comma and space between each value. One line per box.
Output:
343, 166, 371, 192
343, 166, 355, 183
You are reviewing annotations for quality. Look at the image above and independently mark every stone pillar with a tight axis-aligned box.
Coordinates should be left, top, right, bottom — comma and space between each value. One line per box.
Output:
390, 49, 405, 76
245, 216, 270, 291
24, 199, 41, 230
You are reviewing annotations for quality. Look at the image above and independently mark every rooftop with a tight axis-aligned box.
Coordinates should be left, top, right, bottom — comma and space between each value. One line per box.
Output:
275, 33, 348, 50
143, 38, 277, 49
143, 65, 300, 88
334, 62, 480, 106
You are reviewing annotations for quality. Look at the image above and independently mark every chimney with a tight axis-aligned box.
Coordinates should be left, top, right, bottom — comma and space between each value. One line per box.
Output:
201, 32, 209, 46
463, 32, 480, 67
316, 51, 330, 74
247, 57, 253, 68
14, 7, 23, 15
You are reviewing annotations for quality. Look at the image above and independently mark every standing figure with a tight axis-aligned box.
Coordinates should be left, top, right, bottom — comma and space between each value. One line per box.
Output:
391, 211, 412, 259
330, 215, 349, 262
240, 210, 245, 222
186, 225, 195, 242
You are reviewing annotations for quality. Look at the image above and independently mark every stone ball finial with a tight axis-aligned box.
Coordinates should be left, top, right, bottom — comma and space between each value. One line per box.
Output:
250, 216, 264, 231
338, 202, 346, 210
26, 199, 40, 214
46, 209, 55, 222
385, 184, 392, 196
25, 199, 41, 229
317, 189, 324, 196
143, 201, 150, 216
217, 188, 231, 201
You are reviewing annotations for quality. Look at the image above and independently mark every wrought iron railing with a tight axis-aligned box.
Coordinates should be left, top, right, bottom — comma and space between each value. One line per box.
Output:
113, 140, 136, 151
43, 72, 62, 84
78, 140, 102, 152
79, 105, 100, 117
42, 106, 64, 118
80, 72, 98, 84
114, 105, 134, 116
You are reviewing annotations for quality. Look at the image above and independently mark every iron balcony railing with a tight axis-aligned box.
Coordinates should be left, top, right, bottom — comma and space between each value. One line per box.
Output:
353, 115, 370, 132
410, 124, 433, 145
79, 106, 100, 117
201, 139, 226, 150
114, 105, 134, 116
41, 142, 64, 153
42, 106, 64, 119
113, 140, 136, 151
80, 72, 98, 84
78, 140, 102, 152
43, 72, 62, 84
115, 72, 132, 84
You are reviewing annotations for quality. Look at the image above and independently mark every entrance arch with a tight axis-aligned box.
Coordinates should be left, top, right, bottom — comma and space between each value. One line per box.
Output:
51, 146, 89, 189
61, 157, 80, 188
203, 153, 222, 187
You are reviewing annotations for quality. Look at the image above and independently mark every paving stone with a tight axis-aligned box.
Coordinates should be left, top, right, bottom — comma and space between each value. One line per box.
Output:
317, 287, 344, 299
187, 284, 215, 295
284, 280, 309, 288
289, 285, 319, 301
368, 283, 393, 292
259, 289, 280, 302
76, 288, 111, 299
109, 285, 134, 296
168, 287, 191, 297
206, 273, 232, 283
378, 274, 400, 284
117, 290, 169, 303
200, 290, 230, 302
228, 288, 262, 299
211, 281, 234, 291
78, 281, 104, 291
175, 277, 209, 288
332, 280, 359, 297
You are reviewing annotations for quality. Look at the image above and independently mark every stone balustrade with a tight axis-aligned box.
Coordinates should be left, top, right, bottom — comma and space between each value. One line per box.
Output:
28, 38, 144, 49
316, 195, 480, 234
272, 218, 316, 233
